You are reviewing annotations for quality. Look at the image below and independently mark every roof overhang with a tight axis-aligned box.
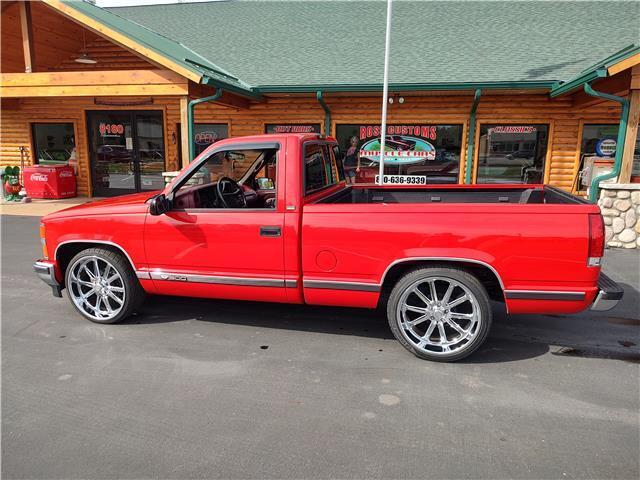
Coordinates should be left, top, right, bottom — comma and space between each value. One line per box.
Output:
42, 0, 261, 99
255, 81, 559, 94
551, 44, 640, 97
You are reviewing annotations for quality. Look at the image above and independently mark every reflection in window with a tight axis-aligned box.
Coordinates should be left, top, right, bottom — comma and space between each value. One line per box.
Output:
335, 124, 462, 184
477, 124, 548, 184
181, 149, 264, 189
32, 123, 75, 165
304, 144, 327, 192
176, 123, 228, 157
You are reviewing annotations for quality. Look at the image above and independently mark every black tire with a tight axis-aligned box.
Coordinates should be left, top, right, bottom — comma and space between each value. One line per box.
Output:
386, 266, 492, 362
64, 247, 145, 324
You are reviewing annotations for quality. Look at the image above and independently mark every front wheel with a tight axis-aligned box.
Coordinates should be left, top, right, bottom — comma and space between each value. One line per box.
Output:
387, 267, 492, 362
65, 247, 144, 324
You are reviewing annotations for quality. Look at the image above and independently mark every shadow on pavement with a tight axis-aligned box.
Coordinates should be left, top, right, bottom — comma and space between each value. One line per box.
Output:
123, 295, 640, 364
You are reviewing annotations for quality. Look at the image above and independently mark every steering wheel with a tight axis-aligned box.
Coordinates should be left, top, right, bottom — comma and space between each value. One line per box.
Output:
216, 177, 247, 208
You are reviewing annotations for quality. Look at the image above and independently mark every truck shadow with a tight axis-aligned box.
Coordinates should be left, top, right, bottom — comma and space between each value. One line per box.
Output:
125, 294, 637, 364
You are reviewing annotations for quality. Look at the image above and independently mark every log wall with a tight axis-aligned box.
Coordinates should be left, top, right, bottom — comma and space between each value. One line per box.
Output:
0, 92, 623, 196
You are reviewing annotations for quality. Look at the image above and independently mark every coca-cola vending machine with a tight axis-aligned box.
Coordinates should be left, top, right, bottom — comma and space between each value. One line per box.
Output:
23, 165, 77, 199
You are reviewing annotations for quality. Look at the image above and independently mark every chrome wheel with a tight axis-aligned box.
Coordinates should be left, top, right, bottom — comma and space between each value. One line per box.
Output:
396, 276, 481, 356
68, 255, 126, 322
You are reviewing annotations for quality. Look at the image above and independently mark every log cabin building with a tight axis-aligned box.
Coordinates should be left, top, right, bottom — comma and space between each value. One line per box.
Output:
1, 0, 639, 200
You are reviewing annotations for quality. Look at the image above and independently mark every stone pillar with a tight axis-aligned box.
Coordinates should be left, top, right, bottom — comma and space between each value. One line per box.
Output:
598, 184, 640, 249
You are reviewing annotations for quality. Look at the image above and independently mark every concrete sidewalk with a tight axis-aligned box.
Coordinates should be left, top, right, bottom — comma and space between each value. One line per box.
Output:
0, 196, 96, 217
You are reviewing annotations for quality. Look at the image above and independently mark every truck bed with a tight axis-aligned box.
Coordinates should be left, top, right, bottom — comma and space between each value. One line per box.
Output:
317, 185, 587, 205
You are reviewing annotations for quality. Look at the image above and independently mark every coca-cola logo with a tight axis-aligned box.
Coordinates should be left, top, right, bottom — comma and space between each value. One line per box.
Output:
30, 174, 48, 182
59, 171, 73, 178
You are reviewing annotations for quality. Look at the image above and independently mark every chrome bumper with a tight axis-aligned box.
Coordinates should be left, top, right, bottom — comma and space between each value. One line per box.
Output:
591, 273, 623, 311
33, 261, 62, 297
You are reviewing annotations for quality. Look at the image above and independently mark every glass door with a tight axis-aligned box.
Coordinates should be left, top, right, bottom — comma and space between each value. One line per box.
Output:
135, 112, 166, 191
87, 111, 165, 197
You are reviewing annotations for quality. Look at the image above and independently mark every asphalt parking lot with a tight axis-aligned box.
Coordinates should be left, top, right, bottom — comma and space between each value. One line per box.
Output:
2, 214, 639, 479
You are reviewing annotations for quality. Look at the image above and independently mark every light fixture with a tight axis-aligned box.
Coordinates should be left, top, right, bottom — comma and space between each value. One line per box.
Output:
388, 93, 405, 104
75, 30, 97, 64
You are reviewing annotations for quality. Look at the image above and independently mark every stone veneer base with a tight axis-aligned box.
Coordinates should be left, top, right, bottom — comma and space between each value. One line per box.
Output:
598, 183, 640, 249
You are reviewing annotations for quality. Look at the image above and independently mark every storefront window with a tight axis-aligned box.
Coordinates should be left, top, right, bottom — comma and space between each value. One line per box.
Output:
265, 124, 321, 134
177, 123, 228, 157
476, 124, 548, 183
576, 124, 619, 191
31, 123, 75, 165
335, 124, 463, 184
581, 124, 619, 158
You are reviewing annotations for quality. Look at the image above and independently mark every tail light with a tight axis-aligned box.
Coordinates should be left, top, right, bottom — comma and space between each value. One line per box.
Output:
588, 214, 604, 266
39, 223, 48, 259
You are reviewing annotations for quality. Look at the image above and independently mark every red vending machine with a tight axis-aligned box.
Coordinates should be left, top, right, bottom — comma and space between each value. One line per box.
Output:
23, 165, 77, 199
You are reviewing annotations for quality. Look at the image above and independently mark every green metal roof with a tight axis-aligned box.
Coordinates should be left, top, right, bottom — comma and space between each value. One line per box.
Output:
107, 0, 639, 93
550, 44, 640, 97
60, 0, 257, 96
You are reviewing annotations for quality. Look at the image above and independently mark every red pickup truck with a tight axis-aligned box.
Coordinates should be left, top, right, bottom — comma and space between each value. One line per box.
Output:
34, 133, 623, 361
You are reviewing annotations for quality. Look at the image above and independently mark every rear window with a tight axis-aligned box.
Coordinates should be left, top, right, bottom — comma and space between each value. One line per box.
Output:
304, 143, 341, 194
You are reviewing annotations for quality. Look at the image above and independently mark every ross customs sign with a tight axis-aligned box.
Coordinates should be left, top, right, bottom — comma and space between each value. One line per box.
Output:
357, 125, 437, 165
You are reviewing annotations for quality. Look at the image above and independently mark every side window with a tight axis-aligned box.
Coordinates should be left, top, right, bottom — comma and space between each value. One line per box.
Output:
304, 144, 327, 193
332, 145, 345, 182
174, 147, 278, 209
304, 143, 342, 194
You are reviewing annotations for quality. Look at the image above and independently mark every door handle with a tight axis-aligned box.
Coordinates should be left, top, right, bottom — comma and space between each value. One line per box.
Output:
260, 226, 281, 237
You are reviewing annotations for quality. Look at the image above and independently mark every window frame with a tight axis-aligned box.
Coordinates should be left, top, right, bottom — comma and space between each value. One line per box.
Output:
334, 123, 465, 184
168, 141, 281, 212
474, 122, 551, 185
302, 141, 341, 195
30, 121, 77, 166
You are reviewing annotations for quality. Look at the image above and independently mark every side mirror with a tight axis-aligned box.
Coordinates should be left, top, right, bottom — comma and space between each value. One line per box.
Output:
149, 193, 170, 216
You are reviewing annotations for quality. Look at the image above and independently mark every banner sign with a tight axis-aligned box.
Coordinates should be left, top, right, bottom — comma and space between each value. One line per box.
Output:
357, 125, 437, 164
489, 126, 537, 134
265, 124, 321, 134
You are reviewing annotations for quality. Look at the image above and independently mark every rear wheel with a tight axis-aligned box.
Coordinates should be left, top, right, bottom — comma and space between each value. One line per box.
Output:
387, 267, 492, 361
65, 247, 144, 324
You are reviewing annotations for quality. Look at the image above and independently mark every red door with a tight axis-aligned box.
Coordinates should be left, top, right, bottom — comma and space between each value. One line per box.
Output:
144, 209, 287, 302
142, 140, 289, 303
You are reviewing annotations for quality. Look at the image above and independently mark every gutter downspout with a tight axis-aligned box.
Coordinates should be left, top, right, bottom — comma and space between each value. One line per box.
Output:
465, 89, 481, 184
188, 89, 223, 162
584, 83, 630, 201
316, 91, 331, 136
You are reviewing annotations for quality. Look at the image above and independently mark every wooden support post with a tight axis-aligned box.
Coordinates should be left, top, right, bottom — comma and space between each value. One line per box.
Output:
618, 88, 640, 183
19, 1, 35, 73
179, 97, 190, 169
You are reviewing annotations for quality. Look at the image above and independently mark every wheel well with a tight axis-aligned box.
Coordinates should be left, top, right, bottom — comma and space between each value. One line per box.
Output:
378, 259, 505, 309
56, 242, 134, 286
